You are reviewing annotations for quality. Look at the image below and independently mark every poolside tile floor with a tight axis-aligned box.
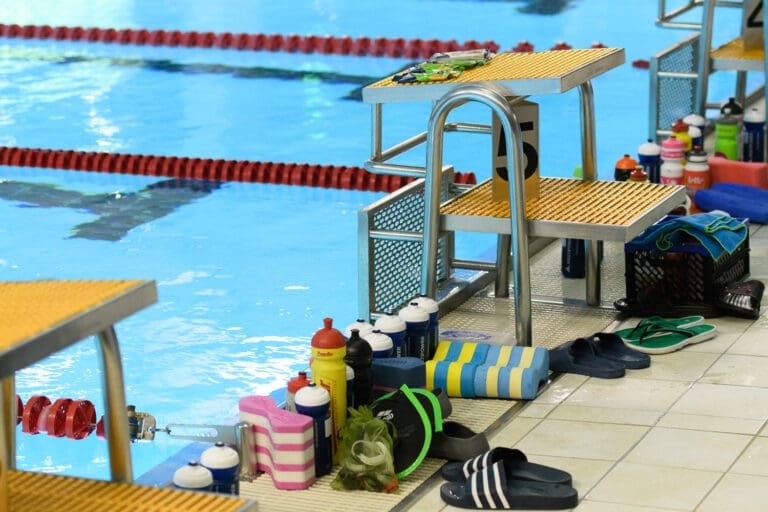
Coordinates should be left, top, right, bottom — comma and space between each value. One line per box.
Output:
402, 223, 768, 511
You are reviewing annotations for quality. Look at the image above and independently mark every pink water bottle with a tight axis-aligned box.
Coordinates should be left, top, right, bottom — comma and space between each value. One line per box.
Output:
660, 137, 685, 185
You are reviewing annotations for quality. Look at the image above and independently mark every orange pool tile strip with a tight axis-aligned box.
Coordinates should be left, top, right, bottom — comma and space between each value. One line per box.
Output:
0, 279, 145, 351
9, 471, 255, 511
441, 178, 680, 226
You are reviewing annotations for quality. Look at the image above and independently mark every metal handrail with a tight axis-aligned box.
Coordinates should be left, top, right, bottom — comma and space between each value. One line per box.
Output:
420, 83, 533, 346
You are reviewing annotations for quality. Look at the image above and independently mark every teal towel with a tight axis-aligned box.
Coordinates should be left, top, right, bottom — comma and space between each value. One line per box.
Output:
631, 213, 747, 260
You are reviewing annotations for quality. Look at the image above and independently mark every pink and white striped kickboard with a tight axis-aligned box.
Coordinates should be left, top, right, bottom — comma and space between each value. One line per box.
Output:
239, 395, 316, 490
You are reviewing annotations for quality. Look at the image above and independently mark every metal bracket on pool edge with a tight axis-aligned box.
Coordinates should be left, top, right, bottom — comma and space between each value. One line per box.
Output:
159, 421, 249, 446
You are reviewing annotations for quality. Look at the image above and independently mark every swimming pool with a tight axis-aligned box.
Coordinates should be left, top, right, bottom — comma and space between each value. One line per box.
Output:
0, 0, 755, 480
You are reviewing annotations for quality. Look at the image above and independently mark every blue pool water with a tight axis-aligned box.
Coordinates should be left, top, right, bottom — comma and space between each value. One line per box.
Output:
0, 0, 757, 480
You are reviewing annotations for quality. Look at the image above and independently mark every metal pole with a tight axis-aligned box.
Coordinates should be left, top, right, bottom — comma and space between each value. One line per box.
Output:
0, 376, 14, 512
97, 327, 133, 483
695, 0, 716, 115
579, 81, 602, 305
421, 83, 532, 346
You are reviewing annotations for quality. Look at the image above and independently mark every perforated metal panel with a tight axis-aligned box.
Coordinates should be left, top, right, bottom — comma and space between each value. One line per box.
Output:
359, 175, 455, 318
649, 33, 701, 142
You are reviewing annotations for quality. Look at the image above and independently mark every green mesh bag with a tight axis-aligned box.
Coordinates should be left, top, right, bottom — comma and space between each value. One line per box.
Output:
331, 405, 398, 493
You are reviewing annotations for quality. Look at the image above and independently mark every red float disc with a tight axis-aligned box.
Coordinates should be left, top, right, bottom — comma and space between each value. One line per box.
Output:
22, 395, 51, 434
46, 398, 73, 437
65, 400, 97, 440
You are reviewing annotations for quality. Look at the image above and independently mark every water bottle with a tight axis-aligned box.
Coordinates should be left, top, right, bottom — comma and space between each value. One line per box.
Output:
671, 118, 692, 153
683, 147, 710, 213
683, 113, 706, 149
173, 461, 213, 492
374, 312, 407, 358
411, 294, 439, 360
295, 382, 332, 478
200, 442, 241, 495
285, 371, 309, 413
660, 136, 685, 185
344, 329, 373, 406
637, 140, 661, 183
363, 329, 394, 358
344, 318, 374, 338
398, 302, 430, 361
310, 317, 346, 463
742, 107, 765, 162
346, 364, 355, 409
561, 238, 585, 278
614, 154, 637, 182
715, 108, 740, 160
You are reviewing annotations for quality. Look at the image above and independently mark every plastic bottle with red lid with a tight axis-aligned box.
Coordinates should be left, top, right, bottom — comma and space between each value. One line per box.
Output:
285, 371, 309, 413
310, 317, 346, 463
614, 154, 637, 182
671, 118, 692, 153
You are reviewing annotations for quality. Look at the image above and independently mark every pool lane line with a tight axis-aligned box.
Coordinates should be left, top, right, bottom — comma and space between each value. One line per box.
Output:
0, 23, 500, 60
0, 145, 477, 192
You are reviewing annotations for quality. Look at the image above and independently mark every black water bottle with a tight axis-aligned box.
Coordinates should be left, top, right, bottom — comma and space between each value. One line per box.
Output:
344, 329, 373, 406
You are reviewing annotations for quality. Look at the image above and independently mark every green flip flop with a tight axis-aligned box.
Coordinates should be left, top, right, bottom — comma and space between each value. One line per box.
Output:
623, 324, 717, 354
614, 316, 704, 343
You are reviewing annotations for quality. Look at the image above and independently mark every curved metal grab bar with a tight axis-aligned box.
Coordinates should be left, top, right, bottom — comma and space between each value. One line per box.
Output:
421, 83, 532, 346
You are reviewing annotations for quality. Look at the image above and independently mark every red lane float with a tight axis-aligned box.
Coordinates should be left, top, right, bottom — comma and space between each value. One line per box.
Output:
0, 23, 500, 59
0, 146, 477, 192
19, 395, 98, 440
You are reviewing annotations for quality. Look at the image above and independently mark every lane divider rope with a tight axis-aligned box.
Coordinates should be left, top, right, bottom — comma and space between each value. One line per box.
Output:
0, 146, 477, 192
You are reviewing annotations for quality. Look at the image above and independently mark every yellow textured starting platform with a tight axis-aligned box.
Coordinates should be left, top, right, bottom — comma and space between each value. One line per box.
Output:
440, 178, 686, 241
8, 471, 257, 511
362, 47, 625, 103
711, 37, 765, 72
0, 279, 145, 350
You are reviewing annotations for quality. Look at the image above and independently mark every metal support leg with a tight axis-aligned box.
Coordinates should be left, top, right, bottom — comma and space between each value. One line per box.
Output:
0, 376, 14, 512
695, 0, 716, 115
579, 81, 602, 306
496, 234, 511, 297
422, 83, 532, 346
97, 327, 133, 483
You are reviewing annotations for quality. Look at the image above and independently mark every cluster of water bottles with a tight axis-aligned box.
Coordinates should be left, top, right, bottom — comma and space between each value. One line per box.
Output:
172, 441, 241, 494
276, 295, 440, 479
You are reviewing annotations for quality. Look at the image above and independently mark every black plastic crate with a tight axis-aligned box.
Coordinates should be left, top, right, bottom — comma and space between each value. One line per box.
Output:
625, 217, 750, 304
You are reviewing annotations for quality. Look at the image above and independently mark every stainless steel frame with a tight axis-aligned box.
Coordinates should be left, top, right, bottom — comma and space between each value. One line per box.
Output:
0, 279, 157, 499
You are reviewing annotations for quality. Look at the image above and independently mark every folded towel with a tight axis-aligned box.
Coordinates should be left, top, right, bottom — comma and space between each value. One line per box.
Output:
631, 213, 747, 260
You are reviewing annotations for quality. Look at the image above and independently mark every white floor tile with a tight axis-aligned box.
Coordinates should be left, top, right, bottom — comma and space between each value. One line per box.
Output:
699, 353, 768, 387
586, 461, 720, 510
563, 377, 690, 412
549, 404, 662, 426
670, 383, 768, 421
514, 419, 648, 461
730, 437, 768, 476
728, 327, 768, 356
630, 351, 719, 382
657, 412, 765, 435
623, 426, 751, 471
696, 473, 768, 512
574, 500, 683, 512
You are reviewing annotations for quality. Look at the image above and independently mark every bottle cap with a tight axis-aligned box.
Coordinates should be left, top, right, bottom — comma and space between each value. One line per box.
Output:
629, 166, 648, 182
344, 319, 374, 338
683, 113, 706, 128
661, 137, 685, 159
720, 97, 743, 115
374, 313, 406, 333
671, 118, 689, 133
173, 461, 213, 489
311, 318, 346, 349
744, 107, 765, 124
363, 329, 394, 353
637, 140, 661, 157
295, 382, 330, 407
287, 371, 310, 393
397, 302, 430, 323
411, 294, 439, 314
687, 146, 708, 163
201, 442, 240, 469
615, 154, 638, 170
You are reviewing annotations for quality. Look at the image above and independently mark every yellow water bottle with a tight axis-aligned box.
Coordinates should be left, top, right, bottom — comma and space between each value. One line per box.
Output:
310, 317, 347, 464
